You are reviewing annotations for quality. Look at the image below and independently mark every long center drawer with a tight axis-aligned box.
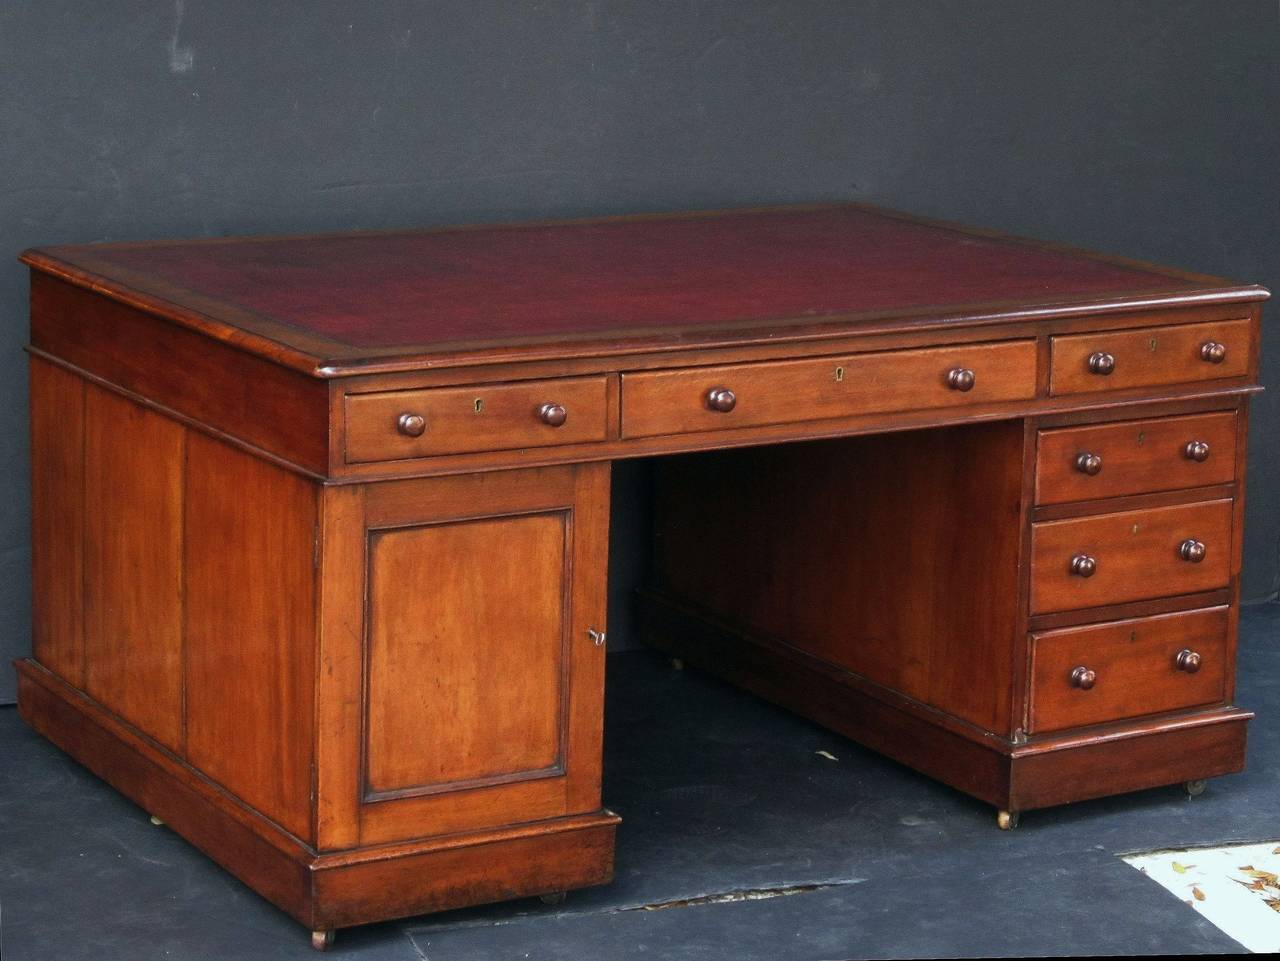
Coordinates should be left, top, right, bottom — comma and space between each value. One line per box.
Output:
621, 340, 1037, 438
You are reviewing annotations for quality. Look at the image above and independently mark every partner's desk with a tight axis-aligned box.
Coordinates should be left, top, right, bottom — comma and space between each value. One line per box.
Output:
17, 205, 1267, 948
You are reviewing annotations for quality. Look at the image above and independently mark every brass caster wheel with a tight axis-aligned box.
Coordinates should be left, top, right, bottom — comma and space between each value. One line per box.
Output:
539, 891, 568, 906
148, 814, 165, 826
311, 930, 335, 951
670, 657, 685, 672
1183, 779, 1208, 798
996, 809, 1020, 831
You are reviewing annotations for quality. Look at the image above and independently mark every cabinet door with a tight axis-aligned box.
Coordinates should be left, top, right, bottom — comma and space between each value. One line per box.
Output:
315, 463, 610, 848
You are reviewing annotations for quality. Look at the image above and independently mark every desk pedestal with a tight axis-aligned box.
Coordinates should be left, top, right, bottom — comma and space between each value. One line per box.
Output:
23, 357, 619, 935
642, 421, 1251, 821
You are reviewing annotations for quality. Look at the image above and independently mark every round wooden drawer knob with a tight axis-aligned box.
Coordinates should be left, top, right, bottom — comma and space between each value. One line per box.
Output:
1070, 666, 1097, 690
947, 368, 976, 392
538, 403, 568, 427
1075, 452, 1103, 475
1179, 539, 1206, 563
1184, 440, 1211, 462
1176, 649, 1202, 674
1200, 341, 1227, 364
1087, 352, 1115, 375
706, 388, 737, 413
397, 413, 426, 437
1070, 554, 1097, 578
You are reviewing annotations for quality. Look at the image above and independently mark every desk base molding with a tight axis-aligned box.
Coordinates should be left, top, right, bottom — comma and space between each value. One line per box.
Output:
15, 659, 620, 931
637, 591, 1250, 815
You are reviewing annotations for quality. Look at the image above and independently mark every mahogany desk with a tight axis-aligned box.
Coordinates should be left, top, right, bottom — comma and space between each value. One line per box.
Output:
17, 205, 1268, 948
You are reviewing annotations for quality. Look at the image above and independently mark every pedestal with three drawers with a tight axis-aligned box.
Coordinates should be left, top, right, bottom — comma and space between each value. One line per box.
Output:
644, 315, 1259, 827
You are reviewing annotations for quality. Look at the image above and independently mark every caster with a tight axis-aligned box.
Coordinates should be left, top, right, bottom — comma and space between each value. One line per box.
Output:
311, 930, 335, 951
539, 891, 568, 905
670, 657, 685, 672
148, 814, 165, 826
1183, 779, 1208, 798
996, 809, 1020, 831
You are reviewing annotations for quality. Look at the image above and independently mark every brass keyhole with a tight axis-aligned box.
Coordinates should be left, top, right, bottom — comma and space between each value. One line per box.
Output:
835, 366, 845, 383
1148, 337, 1159, 352
1136, 431, 1146, 446
474, 398, 484, 413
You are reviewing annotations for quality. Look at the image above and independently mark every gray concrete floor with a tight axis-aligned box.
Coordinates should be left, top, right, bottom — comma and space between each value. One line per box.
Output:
1, 603, 1276, 960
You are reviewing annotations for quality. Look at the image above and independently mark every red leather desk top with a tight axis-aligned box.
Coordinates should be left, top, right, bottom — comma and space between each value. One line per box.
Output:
24, 204, 1255, 375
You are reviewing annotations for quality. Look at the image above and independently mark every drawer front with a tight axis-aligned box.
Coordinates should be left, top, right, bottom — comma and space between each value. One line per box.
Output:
345, 376, 609, 463
1028, 607, 1228, 733
1030, 499, 1232, 615
621, 340, 1037, 438
1035, 411, 1238, 505
1049, 318, 1251, 395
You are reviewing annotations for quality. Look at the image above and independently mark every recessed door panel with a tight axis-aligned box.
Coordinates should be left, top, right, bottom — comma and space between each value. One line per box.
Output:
344, 463, 609, 846
365, 512, 568, 798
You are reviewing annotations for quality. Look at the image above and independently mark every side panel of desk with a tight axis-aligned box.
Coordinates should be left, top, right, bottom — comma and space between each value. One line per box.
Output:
28, 355, 320, 843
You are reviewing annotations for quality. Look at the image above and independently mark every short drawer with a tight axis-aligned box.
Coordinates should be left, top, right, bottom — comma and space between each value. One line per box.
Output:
345, 376, 609, 463
1030, 499, 1232, 615
621, 340, 1036, 438
1028, 606, 1229, 733
1049, 318, 1251, 395
1035, 411, 1237, 505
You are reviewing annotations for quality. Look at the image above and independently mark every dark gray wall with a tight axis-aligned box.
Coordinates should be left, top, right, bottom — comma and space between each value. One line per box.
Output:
1, 1, 1276, 702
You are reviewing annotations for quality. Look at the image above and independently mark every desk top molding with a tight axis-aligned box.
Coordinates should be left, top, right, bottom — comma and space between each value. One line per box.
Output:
21, 203, 1268, 378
